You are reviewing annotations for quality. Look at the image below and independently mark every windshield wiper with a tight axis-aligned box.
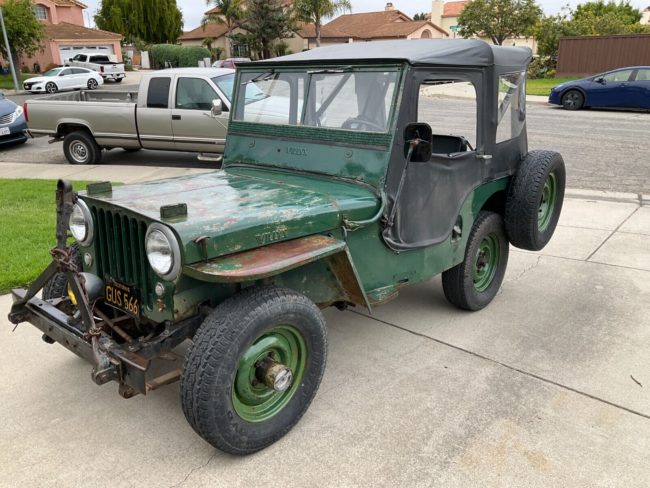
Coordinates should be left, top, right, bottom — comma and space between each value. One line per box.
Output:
242, 72, 276, 85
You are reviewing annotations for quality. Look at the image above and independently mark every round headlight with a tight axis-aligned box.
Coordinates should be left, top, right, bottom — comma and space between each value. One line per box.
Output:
69, 200, 93, 246
145, 224, 181, 280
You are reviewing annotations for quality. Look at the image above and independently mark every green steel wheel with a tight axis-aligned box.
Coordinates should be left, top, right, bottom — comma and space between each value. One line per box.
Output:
180, 286, 327, 455
442, 211, 509, 311
505, 150, 566, 251
537, 173, 557, 232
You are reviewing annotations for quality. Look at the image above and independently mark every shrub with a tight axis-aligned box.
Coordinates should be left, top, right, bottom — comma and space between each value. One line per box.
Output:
149, 44, 211, 69
125, 64, 134, 72
20, 65, 31, 74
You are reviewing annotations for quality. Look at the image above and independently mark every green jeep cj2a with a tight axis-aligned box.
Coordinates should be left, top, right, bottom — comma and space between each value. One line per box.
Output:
9, 40, 565, 455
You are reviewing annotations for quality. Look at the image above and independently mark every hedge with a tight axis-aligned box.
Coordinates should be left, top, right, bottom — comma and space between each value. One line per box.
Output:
150, 44, 211, 69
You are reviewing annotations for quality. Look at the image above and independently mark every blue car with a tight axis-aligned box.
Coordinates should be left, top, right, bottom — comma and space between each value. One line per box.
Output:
549, 66, 650, 111
0, 93, 28, 145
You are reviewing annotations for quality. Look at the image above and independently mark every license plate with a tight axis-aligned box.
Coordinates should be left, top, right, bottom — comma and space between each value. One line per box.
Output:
104, 278, 140, 317
0, 127, 10, 135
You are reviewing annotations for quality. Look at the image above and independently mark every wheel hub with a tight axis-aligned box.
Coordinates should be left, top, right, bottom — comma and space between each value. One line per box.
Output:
70, 142, 88, 163
473, 234, 499, 292
257, 358, 293, 392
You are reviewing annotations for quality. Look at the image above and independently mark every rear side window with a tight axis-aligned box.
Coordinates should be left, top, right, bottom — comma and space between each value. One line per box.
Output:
496, 71, 526, 143
72, 68, 87, 74
147, 77, 171, 108
90, 55, 110, 63
635, 69, 650, 81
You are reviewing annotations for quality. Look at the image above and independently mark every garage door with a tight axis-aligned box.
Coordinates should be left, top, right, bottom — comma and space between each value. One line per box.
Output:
59, 45, 116, 64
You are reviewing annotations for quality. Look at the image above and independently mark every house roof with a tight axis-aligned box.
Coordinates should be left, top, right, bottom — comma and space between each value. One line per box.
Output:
179, 22, 230, 41
294, 22, 357, 40
325, 10, 446, 39
45, 22, 122, 41
257, 39, 532, 68
442, 1, 468, 18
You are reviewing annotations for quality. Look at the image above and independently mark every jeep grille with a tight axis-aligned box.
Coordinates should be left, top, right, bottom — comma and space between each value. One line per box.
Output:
89, 206, 153, 306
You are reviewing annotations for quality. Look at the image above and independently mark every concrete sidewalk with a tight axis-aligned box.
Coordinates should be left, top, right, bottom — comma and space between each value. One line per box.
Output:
0, 164, 649, 487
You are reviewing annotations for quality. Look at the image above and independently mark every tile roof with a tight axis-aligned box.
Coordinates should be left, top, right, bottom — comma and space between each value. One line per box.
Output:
179, 22, 230, 41
325, 10, 446, 39
45, 22, 122, 40
295, 22, 357, 40
442, 1, 468, 17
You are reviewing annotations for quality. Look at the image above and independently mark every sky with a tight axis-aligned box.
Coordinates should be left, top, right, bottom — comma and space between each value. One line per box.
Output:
81, 0, 650, 31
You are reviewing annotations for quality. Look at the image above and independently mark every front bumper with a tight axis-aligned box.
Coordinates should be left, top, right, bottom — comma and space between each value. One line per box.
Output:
9, 287, 201, 397
0, 121, 28, 144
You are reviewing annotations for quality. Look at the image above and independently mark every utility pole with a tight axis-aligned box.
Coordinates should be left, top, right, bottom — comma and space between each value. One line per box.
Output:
0, 7, 19, 92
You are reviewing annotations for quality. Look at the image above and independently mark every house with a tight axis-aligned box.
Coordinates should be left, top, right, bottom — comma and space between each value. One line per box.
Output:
11, 0, 122, 72
642, 7, 650, 25
294, 22, 356, 49
325, 3, 448, 41
428, 0, 537, 53
179, 2, 305, 58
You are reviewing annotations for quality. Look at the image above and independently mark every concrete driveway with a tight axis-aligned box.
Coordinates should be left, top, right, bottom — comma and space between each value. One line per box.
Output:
1, 190, 649, 487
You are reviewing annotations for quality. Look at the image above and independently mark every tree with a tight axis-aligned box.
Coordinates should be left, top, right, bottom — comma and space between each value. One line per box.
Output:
294, 0, 351, 47
95, 0, 183, 44
458, 0, 542, 45
203, 0, 243, 49
413, 12, 428, 20
0, 0, 45, 70
240, 0, 295, 59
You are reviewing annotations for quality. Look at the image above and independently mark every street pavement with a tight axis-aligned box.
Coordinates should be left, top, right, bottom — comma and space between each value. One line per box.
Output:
0, 160, 649, 487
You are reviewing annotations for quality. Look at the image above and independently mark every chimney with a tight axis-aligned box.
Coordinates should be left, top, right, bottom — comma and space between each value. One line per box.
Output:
385, 2, 394, 11
431, 0, 443, 25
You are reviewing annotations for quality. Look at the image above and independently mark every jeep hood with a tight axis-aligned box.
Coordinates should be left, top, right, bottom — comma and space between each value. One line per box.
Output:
81, 167, 378, 263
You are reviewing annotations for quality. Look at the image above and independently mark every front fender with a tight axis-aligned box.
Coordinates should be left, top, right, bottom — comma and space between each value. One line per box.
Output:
183, 235, 370, 310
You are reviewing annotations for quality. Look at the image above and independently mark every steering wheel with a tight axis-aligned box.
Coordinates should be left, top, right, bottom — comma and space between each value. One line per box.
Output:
341, 117, 385, 132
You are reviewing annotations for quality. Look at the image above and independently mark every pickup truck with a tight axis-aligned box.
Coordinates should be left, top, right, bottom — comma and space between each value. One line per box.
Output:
66, 53, 126, 83
24, 68, 235, 164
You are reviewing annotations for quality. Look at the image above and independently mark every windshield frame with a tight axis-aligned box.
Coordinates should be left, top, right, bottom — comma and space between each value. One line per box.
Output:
231, 64, 404, 140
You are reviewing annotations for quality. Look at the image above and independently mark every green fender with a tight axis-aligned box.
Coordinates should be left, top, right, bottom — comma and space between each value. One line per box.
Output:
183, 235, 371, 311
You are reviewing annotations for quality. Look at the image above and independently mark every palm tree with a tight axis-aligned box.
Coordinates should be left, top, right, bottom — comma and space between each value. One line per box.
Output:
203, 0, 244, 56
294, 0, 352, 47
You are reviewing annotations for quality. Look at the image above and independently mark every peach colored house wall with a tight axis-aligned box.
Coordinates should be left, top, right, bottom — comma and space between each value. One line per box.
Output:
56, 6, 84, 25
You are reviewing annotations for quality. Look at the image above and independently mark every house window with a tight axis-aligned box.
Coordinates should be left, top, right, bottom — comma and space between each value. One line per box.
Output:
34, 4, 47, 20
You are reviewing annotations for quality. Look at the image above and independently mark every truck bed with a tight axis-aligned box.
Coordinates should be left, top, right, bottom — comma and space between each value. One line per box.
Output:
36, 90, 138, 103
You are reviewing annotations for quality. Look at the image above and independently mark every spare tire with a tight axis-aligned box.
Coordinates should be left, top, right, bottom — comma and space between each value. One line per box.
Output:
505, 150, 566, 251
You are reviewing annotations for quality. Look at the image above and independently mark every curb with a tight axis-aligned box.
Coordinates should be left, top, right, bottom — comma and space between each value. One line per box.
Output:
564, 188, 645, 205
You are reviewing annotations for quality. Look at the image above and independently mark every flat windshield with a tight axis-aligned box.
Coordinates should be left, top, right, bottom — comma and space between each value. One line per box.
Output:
44, 68, 62, 77
234, 69, 399, 133
213, 73, 266, 104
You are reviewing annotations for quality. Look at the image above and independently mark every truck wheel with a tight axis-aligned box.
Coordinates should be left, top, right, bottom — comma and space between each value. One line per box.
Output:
505, 150, 566, 251
180, 286, 327, 455
42, 243, 81, 300
87, 79, 98, 90
442, 211, 509, 311
114, 78, 123, 83
561, 90, 584, 110
45, 82, 58, 94
63, 131, 102, 165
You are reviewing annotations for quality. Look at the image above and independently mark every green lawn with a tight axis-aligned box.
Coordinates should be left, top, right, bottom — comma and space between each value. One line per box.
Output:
0, 73, 32, 90
527, 77, 580, 97
0, 179, 93, 294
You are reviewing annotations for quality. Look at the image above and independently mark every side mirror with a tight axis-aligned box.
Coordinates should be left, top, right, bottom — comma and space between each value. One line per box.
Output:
211, 99, 223, 117
595, 77, 605, 84
404, 122, 432, 162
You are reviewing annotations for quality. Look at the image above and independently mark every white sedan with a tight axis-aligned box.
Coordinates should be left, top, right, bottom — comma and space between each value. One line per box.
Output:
23, 67, 104, 94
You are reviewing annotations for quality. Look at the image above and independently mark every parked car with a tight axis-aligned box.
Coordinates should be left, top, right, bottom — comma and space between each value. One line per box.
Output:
549, 66, 650, 110
66, 53, 126, 83
23, 67, 104, 94
0, 92, 27, 145
9, 40, 566, 455
212, 57, 251, 69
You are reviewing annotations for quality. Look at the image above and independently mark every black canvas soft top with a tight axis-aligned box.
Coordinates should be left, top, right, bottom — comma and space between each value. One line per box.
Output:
254, 39, 532, 68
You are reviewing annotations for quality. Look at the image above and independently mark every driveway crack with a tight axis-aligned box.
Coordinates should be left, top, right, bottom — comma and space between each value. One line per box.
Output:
168, 452, 218, 488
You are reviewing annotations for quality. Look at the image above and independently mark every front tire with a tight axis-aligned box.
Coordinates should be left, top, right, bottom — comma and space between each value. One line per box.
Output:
442, 211, 509, 311
561, 90, 584, 110
87, 78, 98, 90
63, 131, 102, 165
42, 243, 81, 300
180, 286, 327, 455
45, 82, 58, 94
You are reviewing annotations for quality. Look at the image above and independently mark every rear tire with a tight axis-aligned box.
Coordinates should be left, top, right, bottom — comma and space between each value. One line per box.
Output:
442, 211, 509, 311
63, 131, 102, 165
561, 90, 584, 110
87, 78, 98, 90
180, 286, 327, 455
505, 150, 566, 251
114, 78, 123, 83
